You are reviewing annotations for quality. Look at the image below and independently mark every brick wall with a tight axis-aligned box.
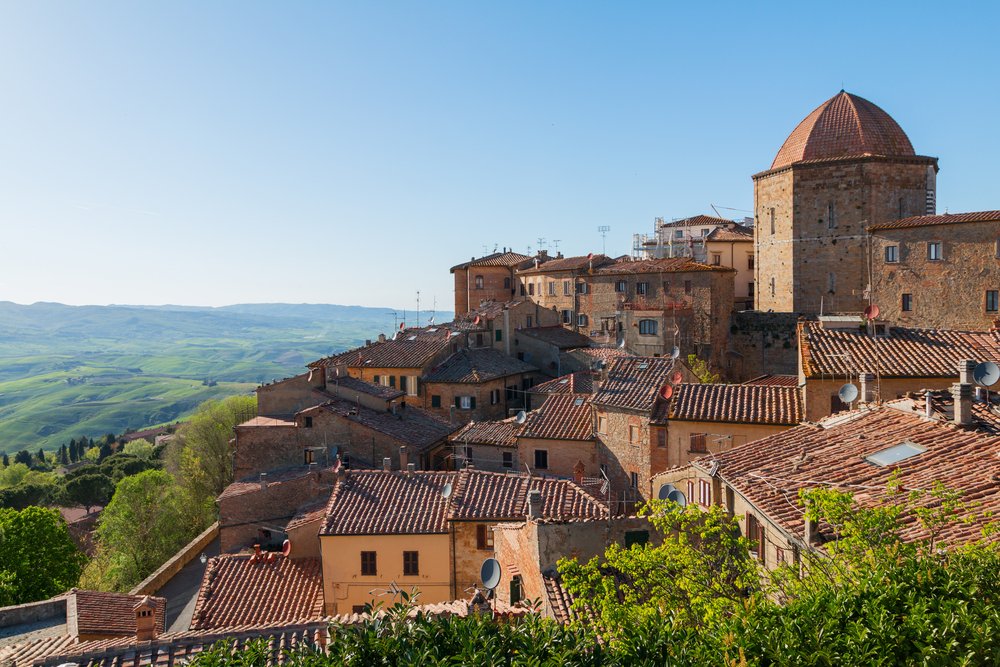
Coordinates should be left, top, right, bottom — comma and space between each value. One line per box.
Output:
257, 373, 324, 418
422, 375, 529, 424
517, 436, 599, 479
452, 520, 502, 596
454, 266, 516, 315
595, 406, 653, 501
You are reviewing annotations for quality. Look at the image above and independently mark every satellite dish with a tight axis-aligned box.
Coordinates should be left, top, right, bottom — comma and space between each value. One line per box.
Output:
473, 315, 481, 326
657, 483, 676, 500
587, 252, 594, 260
670, 346, 681, 360
393, 331, 402, 340
514, 410, 527, 424
659, 384, 673, 400
281, 539, 291, 557
666, 489, 687, 506
864, 304, 880, 320
974, 361, 1000, 388
838, 382, 859, 404
428, 316, 435, 324
671, 371, 683, 384
481, 558, 502, 590
617, 338, 626, 349
442, 482, 453, 499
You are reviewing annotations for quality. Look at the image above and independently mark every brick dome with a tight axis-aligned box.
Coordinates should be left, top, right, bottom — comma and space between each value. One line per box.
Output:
771, 91, 915, 170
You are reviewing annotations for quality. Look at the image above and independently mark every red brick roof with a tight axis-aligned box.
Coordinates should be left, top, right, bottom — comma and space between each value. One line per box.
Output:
868, 210, 1000, 231
771, 91, 916, 170
219, 465, 326, 502
517, 254, 612, 274
743, 374, 799, 387
887, 390, 1000, 436
323, 376, 405, 400
698, 407, 1000, 546
318, 398, 457, 451
800, 322, 1000, 379
451, 251, 531, 272
310, 326, 453, 370
190, 555, 324, 630
69, 590, 166, 638
593, 257, 732, 276
666, 383, 802, 426
321, 469, 608, 535
449, 418, 520, 448
593, 356, 674, 412
520, 394, 594, 441
657, 215, 733, 229
532, 371, 594, 395
422, 348, 536, 383
567, 347, 633, 363
706, 225, 753, 242
517, 326, 594, 349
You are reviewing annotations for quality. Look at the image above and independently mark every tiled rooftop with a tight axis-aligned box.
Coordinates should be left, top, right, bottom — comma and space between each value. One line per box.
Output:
592, 257, 732, 276
520, 394, 594, 441
593, 356, 674, 412
868, 210, 1000, 231
422, 348, 536, 383
323, 376, 405, 400
743, 374, 799, 387
238, 416, 295, 428
542, 572, 578, 624
69, 590, 166, 638
448, 418, 520, 448
451, 251, 531, 272
319, 398, 457, 451
800, 322, 1000, 379
886, 390, 1000, 436
696, 406, 1000, 546
532, 371, 594, 395
705, 225, 753, 242
310, 326, 453, 370
518, 327, 593, 349
190, 555, 324, 631
566, 347, 633, 363
516, 254, 612, 275
321, 469, 608, 536
665, 383, 803, 426
770, 91, 917, 171
219, 465, 327, 502
657, 215, 733, 229
466, 299, 531, 321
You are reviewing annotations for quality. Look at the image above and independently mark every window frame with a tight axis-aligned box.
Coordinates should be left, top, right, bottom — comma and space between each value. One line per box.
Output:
474, 275, 484, 289
901, 293, 913, 312
636, 281, 649, 295
988, 290, 999, 313
361, 551, 377, 576
533, 449, 548, 470
476, 523, 494, 550
638, 319, 658, 336
885, 245, 899, 263
403, 550, 419, 576
927, 241, 943, 261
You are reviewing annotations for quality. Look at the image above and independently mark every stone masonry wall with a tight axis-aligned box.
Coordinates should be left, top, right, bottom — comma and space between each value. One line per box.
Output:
726, 311, 799, 382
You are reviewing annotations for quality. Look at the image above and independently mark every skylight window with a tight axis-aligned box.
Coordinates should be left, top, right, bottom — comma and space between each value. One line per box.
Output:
865, 441, 926, 467
408, 336, 417, 341
428, 328, 438, 332
638, 363, 649, 370
559, 378, 569, 384
573, 397, 585, 406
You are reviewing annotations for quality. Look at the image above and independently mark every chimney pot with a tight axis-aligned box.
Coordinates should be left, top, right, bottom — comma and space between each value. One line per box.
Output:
859, 373, 875, 404
527, 489, 543, 520
924, 390, 934, 418
383, 457, 392, 471
959, 359, 977, 385
399, 446, 409, 469
952, 382, 974, 427
259, 473, 267, 492
407, 463, 416, 475
133, 596, 158, 642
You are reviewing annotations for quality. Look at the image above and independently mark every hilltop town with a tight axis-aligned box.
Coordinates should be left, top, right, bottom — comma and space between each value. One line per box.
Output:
3, 90, 1000, 665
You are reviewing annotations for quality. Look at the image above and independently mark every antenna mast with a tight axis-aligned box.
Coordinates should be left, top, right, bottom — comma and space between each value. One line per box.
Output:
416, 291, 421, 328
597, 225, 611, 255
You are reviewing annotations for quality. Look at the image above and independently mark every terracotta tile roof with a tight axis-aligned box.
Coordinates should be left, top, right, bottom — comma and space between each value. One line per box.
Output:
422, 348, 536, 383
800, 322, 1000, 379
520, 394, 594, 441
448, 470, 608, 522
321, 469, 608, 536
451, 251, 531, 272
466, 299, 531, 320
448, 418, 520, 448
319, 398, 457, 452
518, 327, 593, 350
309, 326, 453, 370
770, 91, 917, 170
566, 347, 633, 363
666, 383, 802, 425
886, 390, 1000, 436
593, 356, 674, 412
542, 573, 578, 624
238, 416, 295, 427
190, 555, 323, 631
592, 257, 733, 275
532, 371, 594, 395
67, 590, 166, 638
705, 225, 753, 242
219, 466, 327, 502
26, 621, 328, 667
868, 210, 1000, 231
698, 407, 1000, 546
657, 215, 733, 229
0, 634, 76, 667
322, 376, 405, 400
285, 500, 328, 532
517, 254, 612, 275
322, 471, 458, 535
743, 374, 799, 387
329, 598, 528, 624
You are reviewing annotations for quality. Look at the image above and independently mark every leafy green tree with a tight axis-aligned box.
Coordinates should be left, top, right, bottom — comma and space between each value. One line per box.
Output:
64, 472, 114, 513
0, 462, 30, 489
1, 453, 8, 467
166, 394, 257, 505
0, 482, 57, 509
83, 446, 101, 462
59, 444, 69, 465
13, 450, 32, 466
0, 506, 86, 606
68, 438, 78, 462
123, 439, 155, 459
685, 353, 720, 383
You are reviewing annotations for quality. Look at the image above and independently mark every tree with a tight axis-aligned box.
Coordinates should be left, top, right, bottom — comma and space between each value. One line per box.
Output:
1, 453, 8, 467
14, 450, 32, 466
123, 439, 155, 459
0, 463, 30, 489
0, 506, 86, 606
64, 472, 114, 513
98, 442, 113, 461
36, 449, 46, 465
59, 445, 69, 465
68, 438, 78, 463
166, 394, 257, 505
685, 353, 720, 383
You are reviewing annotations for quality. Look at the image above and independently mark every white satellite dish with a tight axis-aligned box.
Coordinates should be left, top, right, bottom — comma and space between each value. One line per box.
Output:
670, 346, 681, 360
657, 483, 676, 500
838, 383, 859, 404
617, 338, 626, 349
441, 482, 453, 499
480, 558, 502, 590
666, 489, 687, 506
973, 361, 1000, 388
514, 410, 527, 424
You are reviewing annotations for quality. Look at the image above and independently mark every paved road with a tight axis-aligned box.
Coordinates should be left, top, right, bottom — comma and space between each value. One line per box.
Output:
155, 536, 221, 632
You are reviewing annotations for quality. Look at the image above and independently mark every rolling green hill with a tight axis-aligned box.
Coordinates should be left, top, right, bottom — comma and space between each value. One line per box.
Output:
0, 302, 450, 453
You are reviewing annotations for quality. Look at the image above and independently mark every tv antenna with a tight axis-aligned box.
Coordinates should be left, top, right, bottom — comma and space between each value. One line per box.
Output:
416, 291, 420, 328
536, 237, 547, 252
597, 225, 611, 255
551, 239, 561, 254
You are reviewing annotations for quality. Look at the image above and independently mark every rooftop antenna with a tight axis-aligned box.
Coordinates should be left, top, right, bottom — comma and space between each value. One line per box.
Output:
551, 239, 561, 254
973, 361, 1000, 406
597, 225, 611, 255
537, 237, 547, 252
865, 303, 882, 403
416, 291, 420, 328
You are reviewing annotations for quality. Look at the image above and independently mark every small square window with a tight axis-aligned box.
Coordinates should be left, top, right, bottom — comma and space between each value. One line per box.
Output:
885, 245, 898, 263
690, 433, 707, 452
534, 449, 548, 470
928, 241, 942, 261
431, 395, 441, 408
476, 523, 494, 549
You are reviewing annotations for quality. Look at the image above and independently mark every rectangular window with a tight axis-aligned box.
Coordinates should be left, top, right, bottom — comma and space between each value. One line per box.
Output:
615, 280, 628, 293
352, 605, 367, 614
630, 472, 639, 489
519, 283, 525, 296
502, 452, 513, 469
464, 446, 473, 464
399, 376, 407, 393
431, 395, 441, 408
597, 416, 608, 434
476, 524, 494, 550
475, 275, 484, 289
510, 575, 523, 604
699, 479, 711, 506
769, 207, 776, 235
628, 425, 639, 444
526, 315, 533, 328
624, 530, 649, 548
636, 282, 649, 295
575, 282, 588, 294
403, 551, 419, 576
747, 255, 754, 270
476, 333, 484, 347
746, 513, 763, 558
885, 245, 899, 263
490, 389, 500, 405
684, 280, 692, 295
504, 277, 511, 289
902, 293, 913, 312
996, 239, 1000, 259
827, 202, 836, 229
577, 314, 588, 327
389, 376, 396, 388
457, 396, 475, 410
495, 329, 502, 342
562, 309, 572, 324
534, 449, 548, 469
304, 448, 314, 464
687, 480, 695, 501
656, 429, 666, 447
748, 282, 755, 298
928, 241, 942, 261
701, 228, 709, 237
638, 319, 657, 335
712, 254, 721, 266
361, 551, 377, 576
662, 280, 670, 292
827, 272, 836, 293
690, 433, 707, 452
373, 375, 380, 385
674, 229, 683, 239
563, 280, 571, 296
988, 291, 999, 313
304, 416, 313, 429
528, 283, 535, 296
548, 281, 556, 296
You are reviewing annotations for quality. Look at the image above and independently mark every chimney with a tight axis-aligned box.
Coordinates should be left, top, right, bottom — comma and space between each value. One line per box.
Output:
803, 515, 817, 547
952, 383, 973, 427
259, 472, 267, 492
383, 457, 392, 471
959, 359, 976, 385
253, 543, 262, 562
399, 446, 409, 470
133, 597, 158, 642
924, 390, 934, 418
407, 463, 416, 475
526, 489, 543, 520
858, 373, 874, 404
365, 339, 372, 347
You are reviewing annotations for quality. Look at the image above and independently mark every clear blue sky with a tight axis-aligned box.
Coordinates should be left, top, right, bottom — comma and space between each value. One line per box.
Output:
1, 2, 997, 310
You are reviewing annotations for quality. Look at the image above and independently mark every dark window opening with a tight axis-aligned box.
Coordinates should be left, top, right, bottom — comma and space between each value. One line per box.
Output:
361, 551, 377, 576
